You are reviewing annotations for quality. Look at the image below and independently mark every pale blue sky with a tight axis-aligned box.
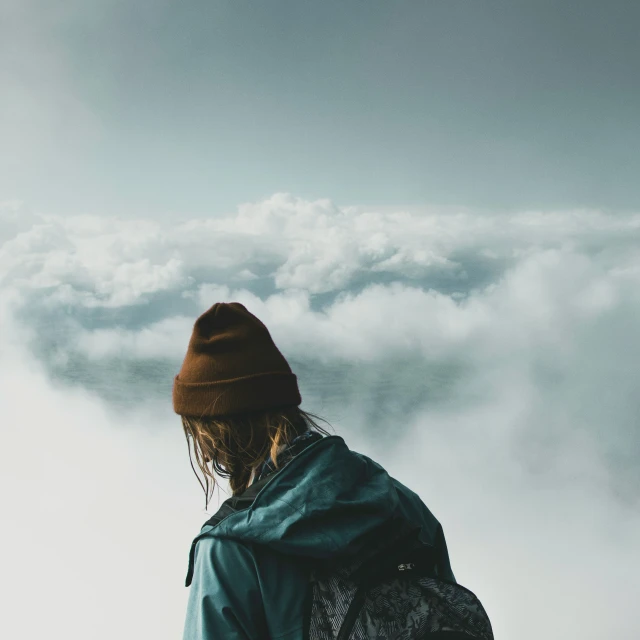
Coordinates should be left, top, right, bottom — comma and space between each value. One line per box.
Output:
3, 0, 640, 216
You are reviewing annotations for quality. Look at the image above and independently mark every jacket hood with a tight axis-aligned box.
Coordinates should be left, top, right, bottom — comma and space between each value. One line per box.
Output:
195, 436, 446, 563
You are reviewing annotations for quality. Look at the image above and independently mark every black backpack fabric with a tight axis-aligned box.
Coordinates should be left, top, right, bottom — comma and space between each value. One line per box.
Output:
302, 528, 494, 640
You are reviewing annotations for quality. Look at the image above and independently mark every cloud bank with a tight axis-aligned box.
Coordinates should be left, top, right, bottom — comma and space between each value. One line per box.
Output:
1, 194, 639, 639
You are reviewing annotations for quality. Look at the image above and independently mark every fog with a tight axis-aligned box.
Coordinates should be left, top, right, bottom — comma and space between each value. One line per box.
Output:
1, 196, 639, 638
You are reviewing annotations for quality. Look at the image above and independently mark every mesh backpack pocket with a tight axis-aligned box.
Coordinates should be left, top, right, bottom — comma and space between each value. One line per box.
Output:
344, 575, 493, 639
304, 547, 493, 640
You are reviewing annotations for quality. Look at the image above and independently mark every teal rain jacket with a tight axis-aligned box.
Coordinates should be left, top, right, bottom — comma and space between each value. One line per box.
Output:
183, 435, 456, 640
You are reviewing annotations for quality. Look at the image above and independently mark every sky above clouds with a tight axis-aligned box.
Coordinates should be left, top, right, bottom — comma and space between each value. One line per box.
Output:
3, 0, 640, 216
2, 2, 640, 639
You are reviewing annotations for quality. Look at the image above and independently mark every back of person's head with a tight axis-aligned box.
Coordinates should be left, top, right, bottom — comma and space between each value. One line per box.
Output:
173, 302, 329, 504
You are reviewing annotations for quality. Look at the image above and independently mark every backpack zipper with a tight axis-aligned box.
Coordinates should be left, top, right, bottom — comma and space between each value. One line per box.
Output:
336, 584, 369, 640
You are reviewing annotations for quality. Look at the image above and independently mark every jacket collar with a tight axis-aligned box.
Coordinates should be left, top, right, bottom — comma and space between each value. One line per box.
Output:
185, 431, 327, 586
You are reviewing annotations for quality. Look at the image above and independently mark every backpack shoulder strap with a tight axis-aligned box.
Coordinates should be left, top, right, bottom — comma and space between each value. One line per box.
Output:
184, 474, 272, 586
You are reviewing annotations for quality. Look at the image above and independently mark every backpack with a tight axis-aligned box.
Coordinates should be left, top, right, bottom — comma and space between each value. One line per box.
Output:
302, 525, 494, 640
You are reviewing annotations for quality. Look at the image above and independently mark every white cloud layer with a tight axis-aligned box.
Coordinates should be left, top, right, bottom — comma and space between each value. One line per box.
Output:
1, 194, 640, 639
3, 194, 639, 305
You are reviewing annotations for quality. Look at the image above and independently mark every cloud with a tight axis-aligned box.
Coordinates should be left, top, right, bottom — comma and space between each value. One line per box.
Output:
0, 212, 188, 307
2, 194, 640, 638
4, 194, 639, 308
0, 290, 204, 640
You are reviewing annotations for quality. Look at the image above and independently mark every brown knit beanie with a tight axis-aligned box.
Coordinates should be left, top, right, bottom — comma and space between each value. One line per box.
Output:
172, 302, 302, 417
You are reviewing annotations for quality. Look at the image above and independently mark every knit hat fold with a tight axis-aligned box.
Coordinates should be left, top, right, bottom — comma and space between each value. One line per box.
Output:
172, 302, 302, 417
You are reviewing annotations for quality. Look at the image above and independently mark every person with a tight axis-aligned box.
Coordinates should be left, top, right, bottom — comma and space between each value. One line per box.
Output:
173, 302, 467, 640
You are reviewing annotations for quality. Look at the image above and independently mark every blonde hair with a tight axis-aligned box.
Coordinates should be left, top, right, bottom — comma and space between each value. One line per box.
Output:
181, 406, 332, 507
